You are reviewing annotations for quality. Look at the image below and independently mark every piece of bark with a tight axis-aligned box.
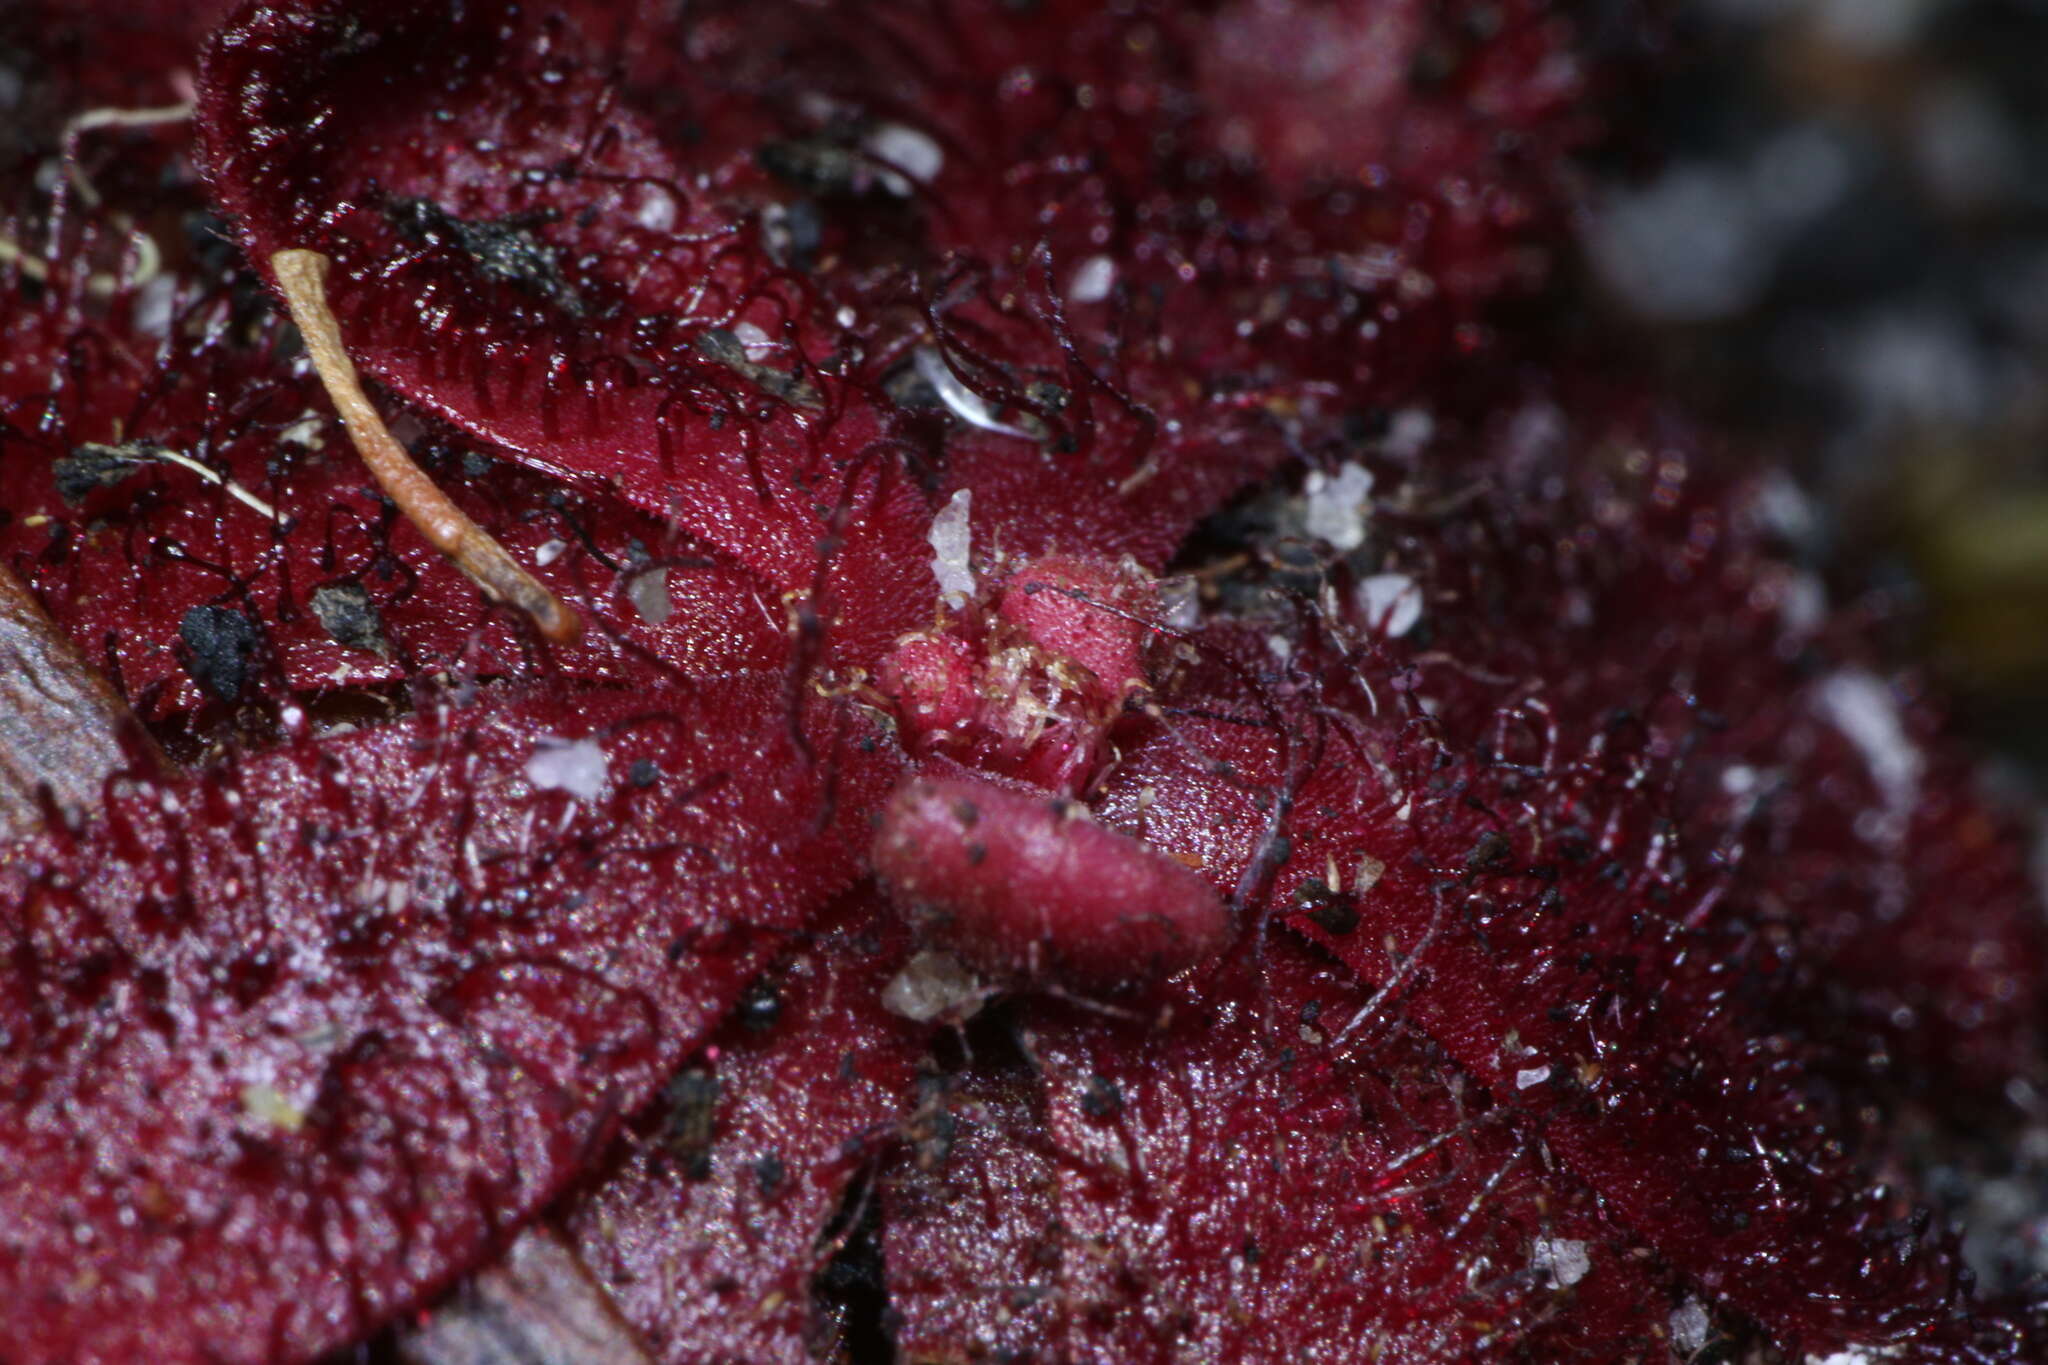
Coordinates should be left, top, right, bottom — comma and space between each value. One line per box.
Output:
0, 564, 153, 837
398, 1226, 657, 1365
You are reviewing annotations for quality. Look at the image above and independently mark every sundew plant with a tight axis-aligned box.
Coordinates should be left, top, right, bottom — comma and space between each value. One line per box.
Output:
1, 2, 2045, 1362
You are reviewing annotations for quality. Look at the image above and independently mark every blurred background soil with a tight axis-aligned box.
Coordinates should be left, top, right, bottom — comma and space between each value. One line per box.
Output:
1585, 0, 2048, 768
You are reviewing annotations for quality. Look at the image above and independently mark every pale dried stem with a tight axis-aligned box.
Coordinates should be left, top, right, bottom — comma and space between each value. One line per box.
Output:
62, 102, 195, 209
64, 103, 195, 136
0, 235, 49, 281
271, 248, 582, 643
143, 446, 283, 523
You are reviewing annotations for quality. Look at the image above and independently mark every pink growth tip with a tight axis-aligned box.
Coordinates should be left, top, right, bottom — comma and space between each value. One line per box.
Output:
872, 774, 1230, 989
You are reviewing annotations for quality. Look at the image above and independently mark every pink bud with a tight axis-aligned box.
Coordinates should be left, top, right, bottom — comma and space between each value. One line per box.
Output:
872, 773, 1230, 989
874, 633, 979, 736
995, 556, 1154, 703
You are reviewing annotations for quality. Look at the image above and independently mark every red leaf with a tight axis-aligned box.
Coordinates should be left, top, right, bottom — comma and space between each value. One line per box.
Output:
196, 0, 934, 664
0, 678, 899, 1364
558, 893, 925, 1362
885, 937, 1686, 1362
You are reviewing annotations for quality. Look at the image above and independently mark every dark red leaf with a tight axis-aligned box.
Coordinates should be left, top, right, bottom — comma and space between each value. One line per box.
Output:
193, 0, 1620, 667
196, 0, 933, 664
0, 677, 899, 1364
558, 893, 926, 1362
884, 936, 1689, 1362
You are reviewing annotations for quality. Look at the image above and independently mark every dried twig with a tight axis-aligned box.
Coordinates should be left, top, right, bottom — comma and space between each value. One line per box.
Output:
270, 248, 582, 643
